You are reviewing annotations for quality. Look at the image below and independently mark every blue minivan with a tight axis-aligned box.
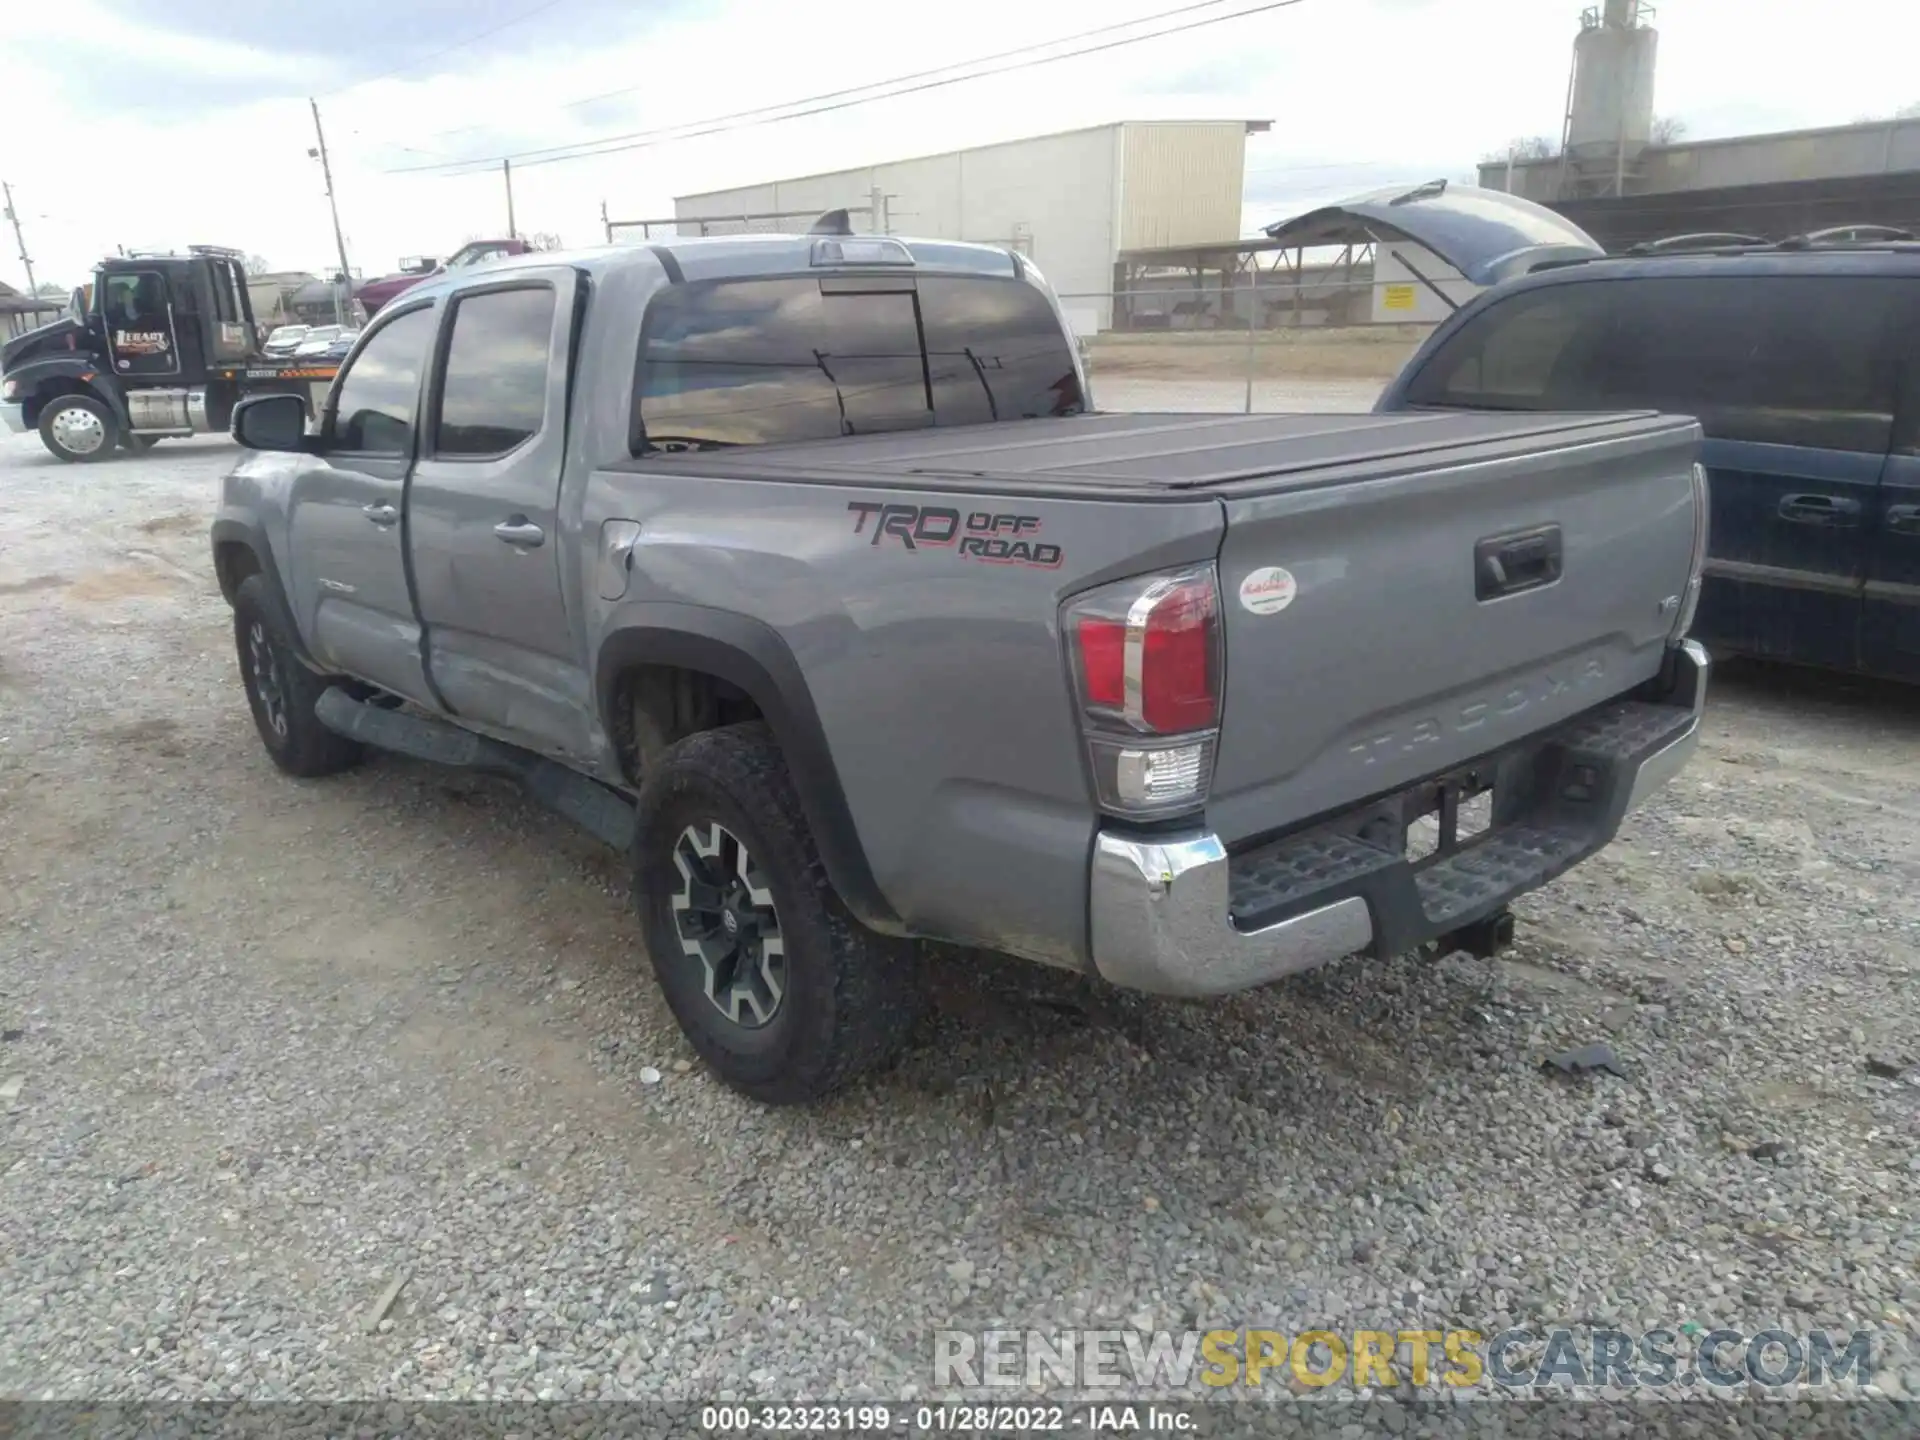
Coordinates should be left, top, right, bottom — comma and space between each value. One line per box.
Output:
1348, 184, 1920, 683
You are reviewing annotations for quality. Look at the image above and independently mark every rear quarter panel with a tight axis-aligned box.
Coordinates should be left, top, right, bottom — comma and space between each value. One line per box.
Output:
580, 466, 1224, 969
560, 254, 1228, 967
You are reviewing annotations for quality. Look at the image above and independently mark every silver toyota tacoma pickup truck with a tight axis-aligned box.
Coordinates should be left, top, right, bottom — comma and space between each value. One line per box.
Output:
211, 228, 1710, 1104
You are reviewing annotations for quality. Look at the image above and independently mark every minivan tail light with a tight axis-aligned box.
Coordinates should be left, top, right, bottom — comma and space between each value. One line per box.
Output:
1671, 461, 1710, 640
1064, 565, 1222, 818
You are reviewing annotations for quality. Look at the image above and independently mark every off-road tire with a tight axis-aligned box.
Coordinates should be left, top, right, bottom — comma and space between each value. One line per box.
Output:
634, 721, 921, 1105
232, 574, 363, 778
37, 394, 118, 464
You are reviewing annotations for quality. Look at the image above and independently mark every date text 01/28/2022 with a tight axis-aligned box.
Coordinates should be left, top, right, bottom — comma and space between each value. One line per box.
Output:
700, 1404, 1195, 1432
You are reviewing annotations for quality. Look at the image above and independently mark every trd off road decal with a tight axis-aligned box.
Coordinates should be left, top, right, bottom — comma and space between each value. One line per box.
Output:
846, 501, 1062, 569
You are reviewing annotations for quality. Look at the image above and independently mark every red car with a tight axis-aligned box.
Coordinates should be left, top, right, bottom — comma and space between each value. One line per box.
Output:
354, 238, 532, 316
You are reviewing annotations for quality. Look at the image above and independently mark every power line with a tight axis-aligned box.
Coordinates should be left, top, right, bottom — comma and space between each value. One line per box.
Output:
387, 0, 1308, 176
323, 0, 575, 98
1243, 157, 1426, 178
396, 0, 1278, 168
404, 0, 1305, 175
552, 0, 1245, 123
412, 0, 1254, 147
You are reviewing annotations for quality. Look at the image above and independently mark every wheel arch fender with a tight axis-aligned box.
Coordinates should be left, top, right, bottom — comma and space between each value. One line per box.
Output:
210, 513, 319, 669
9, 356, 130, 429
595, 604, 901, 933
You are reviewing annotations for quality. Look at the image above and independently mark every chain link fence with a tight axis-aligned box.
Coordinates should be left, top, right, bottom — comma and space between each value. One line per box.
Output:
588, 237, 1439, 415
1058, 281, 1440, 415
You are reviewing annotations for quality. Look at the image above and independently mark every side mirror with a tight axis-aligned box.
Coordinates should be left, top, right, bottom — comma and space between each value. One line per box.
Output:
232, 393, 311, 452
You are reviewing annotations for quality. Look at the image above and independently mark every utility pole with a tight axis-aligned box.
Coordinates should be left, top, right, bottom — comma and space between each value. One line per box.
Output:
600, 199, 610, 244
503, 159, 517, 240
308, 98, 353, 325
1, 181, 35, 296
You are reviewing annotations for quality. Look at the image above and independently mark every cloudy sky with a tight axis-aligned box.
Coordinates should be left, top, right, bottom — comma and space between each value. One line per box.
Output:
2, 0, 1914, 289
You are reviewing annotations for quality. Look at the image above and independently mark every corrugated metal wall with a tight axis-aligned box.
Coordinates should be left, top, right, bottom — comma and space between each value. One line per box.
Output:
1117, 122, 1247, 251
1484, 117, 1920, 205
1549, 169, 1920, 251
674, 122, 1252, 334
677, 127, 1122, 329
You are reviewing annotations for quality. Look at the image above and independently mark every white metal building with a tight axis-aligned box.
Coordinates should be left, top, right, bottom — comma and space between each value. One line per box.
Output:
1369, 243, 1476, 325
669, 120, 1270, 336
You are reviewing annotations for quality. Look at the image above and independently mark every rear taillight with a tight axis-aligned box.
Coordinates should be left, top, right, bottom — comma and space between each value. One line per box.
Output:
1671, 462, 1710, 640
1064, 565, 1222, 819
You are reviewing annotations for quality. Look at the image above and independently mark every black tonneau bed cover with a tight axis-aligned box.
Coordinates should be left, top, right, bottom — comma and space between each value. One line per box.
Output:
620, 410, 1693, 501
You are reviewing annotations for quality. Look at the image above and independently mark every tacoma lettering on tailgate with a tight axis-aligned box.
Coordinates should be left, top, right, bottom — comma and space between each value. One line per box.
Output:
1347, 658, 1608, 766
846, 501, 1062, 569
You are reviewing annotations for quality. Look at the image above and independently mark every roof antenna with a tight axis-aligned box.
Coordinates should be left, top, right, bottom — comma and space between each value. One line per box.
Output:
808, 208, 854, 236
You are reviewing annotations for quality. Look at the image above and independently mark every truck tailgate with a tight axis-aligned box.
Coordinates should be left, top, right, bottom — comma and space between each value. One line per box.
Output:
1206, 414, 1701, 846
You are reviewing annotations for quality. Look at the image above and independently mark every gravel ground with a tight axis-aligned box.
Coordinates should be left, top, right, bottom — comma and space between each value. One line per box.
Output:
1, 410, 1918, 1409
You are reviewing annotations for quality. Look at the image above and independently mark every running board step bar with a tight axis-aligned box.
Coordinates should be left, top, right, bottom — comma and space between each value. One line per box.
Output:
314, 687, 636, 851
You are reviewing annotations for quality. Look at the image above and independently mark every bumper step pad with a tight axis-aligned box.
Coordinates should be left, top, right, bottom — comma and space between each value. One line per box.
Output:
1413, 822, 1588, 930
1230, 830, 1397, 923
1556, 699, 1698, 762
1225, 695, 1694, 954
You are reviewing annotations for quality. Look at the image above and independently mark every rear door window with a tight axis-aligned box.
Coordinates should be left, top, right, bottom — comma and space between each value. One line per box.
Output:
633, 274, 1084, 453
1405, 274, 1902, 453
435, 285, 557, 456
919, 277, 1085, 425
636, 278, 928, 450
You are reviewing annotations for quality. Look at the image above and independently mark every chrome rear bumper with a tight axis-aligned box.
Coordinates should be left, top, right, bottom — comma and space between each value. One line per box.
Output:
1089, 640, 1708, 998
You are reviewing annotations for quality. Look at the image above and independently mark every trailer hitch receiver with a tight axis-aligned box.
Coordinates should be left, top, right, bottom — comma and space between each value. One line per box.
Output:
1441, 907, 1515, 960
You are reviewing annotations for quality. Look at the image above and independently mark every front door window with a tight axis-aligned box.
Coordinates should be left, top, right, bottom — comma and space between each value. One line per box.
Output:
103, 270, 179, 377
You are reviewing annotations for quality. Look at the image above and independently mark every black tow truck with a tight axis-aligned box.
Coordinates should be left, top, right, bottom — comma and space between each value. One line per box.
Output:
1, 245, 344, 463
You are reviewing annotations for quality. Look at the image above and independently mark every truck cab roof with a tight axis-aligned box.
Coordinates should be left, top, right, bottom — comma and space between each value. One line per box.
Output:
390, 232, 1029, 306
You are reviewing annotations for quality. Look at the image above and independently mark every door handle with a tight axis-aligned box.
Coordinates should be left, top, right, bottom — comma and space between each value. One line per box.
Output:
1777, 493, 1860, 527
493, 518, 546, 548
362, 502, 398, 527
1474, 524, 1563, 601
1888, 504, 1920, 536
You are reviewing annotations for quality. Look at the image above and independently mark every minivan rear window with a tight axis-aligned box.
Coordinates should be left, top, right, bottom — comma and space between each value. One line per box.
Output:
1402, 274, 1904, 454
633, 275, 1083, 452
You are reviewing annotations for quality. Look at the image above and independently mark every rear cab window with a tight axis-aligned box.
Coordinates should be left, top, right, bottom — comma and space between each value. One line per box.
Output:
632, 274, 1083, 454
1403, 274, 1904, 454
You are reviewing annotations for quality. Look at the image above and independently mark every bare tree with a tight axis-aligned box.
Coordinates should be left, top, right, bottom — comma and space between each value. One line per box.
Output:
1650, 115, 1688, 145
461, 231, 561, 250
1849, 102, 1920, 123
32, 280, 67, 299
245, 254, 273, 276
1479, 135, 1557, 166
